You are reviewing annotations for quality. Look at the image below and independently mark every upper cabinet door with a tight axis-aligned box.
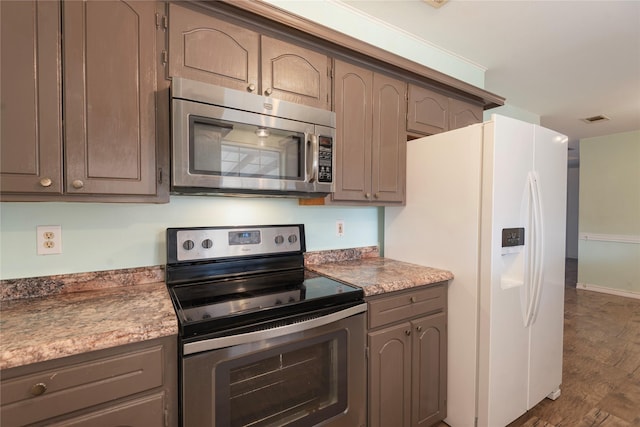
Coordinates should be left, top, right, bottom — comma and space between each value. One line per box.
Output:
332, 60, 373, 202
63, 0, 158, 196
372, 73, 406, 203
168, 3, 260, 93
261, 36, 330, 110
0, 0, 62, 194
407, 84, 449, 135
449, 97, 483, 130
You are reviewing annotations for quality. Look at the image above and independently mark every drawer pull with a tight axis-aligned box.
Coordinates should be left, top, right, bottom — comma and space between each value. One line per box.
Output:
405, 329, 411, 336
410, 296, 417, 303
416, 326, 423, 332
29, 383, 47, 397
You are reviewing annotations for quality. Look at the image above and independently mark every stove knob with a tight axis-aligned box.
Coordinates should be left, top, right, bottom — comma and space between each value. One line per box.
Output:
274, 235, 284, 245
288, 296, 296, 303
182, 240, 195, 250
288, 234, 298, 244
202, 238, 213, 249
275, 299, 283, 305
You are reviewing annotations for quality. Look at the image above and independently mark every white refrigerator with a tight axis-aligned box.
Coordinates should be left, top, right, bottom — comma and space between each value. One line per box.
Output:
385, 114, 568, 427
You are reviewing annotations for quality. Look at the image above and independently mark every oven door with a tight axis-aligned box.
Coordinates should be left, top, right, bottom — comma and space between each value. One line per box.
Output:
181, 306, 366, 427
172, 98, 334, 196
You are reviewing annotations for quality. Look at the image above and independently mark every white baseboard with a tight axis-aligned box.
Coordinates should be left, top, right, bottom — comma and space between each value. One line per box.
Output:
577, 282, 640, 300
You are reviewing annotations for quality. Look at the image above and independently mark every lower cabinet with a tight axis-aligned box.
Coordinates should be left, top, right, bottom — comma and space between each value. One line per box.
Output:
367, 284, 447, 427
0, 336, 177, 427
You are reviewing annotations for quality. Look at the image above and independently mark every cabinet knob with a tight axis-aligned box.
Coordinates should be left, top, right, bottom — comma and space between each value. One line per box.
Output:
72, 179, 84, 189
410, 296, 416, 303
248, 83, 256, 92
39, 178, 53, 188
374, 193, 379, 199
265, 87, 273, 96
365, 193, 371, 199
417, 325, 423, 332
405, 329, 411, 336
30, 383, 47, 397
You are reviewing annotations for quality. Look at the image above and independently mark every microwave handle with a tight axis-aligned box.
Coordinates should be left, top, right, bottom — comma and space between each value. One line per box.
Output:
307, 134, 319, 183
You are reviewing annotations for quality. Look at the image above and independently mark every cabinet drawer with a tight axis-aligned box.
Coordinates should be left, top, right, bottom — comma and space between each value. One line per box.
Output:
48, 393, 165, 427
368, 285, 446, 329
0, 346, 163, 426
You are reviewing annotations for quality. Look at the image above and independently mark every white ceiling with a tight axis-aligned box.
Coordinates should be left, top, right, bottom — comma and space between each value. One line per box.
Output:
337, 0, 640, 155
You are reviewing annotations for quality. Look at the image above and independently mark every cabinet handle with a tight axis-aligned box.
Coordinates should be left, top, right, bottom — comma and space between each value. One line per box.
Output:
39, 178, 53, 188
72, 179, 84, 189
30, 383, 47, 397
248, 83, 256, 92
410, 296, 416, 303
365, 193, 371, 199
264, 87, 273, 96
405, 329, 411, 336
374, 193, 379, 199
416, 325, 423, 332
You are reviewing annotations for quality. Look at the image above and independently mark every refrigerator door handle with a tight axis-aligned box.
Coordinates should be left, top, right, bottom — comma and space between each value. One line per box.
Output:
530, 172, 545, 325
525, 172, 544, 327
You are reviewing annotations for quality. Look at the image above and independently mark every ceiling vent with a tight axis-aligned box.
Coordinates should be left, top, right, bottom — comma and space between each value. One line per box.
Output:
423, 0, 449, 8
581, 114, 610, 124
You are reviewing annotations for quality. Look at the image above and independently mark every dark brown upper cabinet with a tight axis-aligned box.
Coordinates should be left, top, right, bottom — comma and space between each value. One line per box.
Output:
332, 60, 406, 205
407, 84, 484, 138
0, 0, 63, 195
1, 0, 168, 202
168, 3, 331, 110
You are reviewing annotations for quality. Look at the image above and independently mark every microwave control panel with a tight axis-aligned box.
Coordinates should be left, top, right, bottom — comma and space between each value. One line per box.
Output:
318, 136, 333, 183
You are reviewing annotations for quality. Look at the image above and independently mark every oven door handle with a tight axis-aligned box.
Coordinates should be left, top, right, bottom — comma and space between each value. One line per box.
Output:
183, 303, 367, 355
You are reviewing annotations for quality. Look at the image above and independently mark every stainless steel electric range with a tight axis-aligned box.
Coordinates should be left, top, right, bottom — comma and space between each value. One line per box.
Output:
165, 224, 367, 427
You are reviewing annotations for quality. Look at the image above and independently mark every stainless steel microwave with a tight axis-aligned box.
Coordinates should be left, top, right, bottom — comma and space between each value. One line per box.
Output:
171, 78, 336, 197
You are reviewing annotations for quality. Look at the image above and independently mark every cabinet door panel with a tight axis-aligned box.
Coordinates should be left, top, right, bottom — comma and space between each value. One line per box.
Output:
369, 323, 412, 427
0, 0, 62, 194
261, 36, 330, 110
412, 312, 447, 426
449, 98, 483, 130
63, 0, 157, 195
332, 61, 372, 202
372, 73, 406, 203
169, 3, 259, 92
407, 85, 448, 135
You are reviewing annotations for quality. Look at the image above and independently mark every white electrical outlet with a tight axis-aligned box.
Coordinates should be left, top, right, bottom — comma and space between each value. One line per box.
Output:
336, 220, 345, 237
37, 225, 62, 255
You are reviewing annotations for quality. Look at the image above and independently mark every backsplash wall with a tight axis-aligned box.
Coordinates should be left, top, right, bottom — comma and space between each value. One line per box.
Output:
0, 196, 381, 280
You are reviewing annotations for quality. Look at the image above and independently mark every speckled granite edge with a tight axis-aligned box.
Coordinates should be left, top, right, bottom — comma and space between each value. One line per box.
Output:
304, 246, 379, 265
0, 265, 165, 301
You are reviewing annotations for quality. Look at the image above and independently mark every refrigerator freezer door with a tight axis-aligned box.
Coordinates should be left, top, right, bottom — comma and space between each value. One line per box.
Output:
477, 115, 534, 427
385, 123, 484, 427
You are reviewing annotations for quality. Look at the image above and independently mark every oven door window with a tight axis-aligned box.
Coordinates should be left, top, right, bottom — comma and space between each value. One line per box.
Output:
190, 116, 304, 181
215, 331, 347, 427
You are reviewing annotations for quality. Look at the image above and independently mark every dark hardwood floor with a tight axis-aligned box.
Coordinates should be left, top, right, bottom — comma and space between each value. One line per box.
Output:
440, 258, 640, 426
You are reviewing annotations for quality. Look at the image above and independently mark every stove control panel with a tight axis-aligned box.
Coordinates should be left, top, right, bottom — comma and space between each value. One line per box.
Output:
168, 225, 304, 262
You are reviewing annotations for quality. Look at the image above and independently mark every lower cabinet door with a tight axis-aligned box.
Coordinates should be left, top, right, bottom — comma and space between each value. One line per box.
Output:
368, 322, 412, 427
412, 312, 447, 426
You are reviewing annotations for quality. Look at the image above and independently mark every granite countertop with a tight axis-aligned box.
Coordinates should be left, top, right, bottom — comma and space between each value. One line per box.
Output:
0, 248, 450, 371
0, 281, 177, 371
306, 257, 453, 297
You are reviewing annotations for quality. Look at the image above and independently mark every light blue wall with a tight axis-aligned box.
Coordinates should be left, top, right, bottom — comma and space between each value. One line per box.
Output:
0, 1, 491, 281
263, 0, 485, 88
577, 130, 640, 296
0, 198, 380, 279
